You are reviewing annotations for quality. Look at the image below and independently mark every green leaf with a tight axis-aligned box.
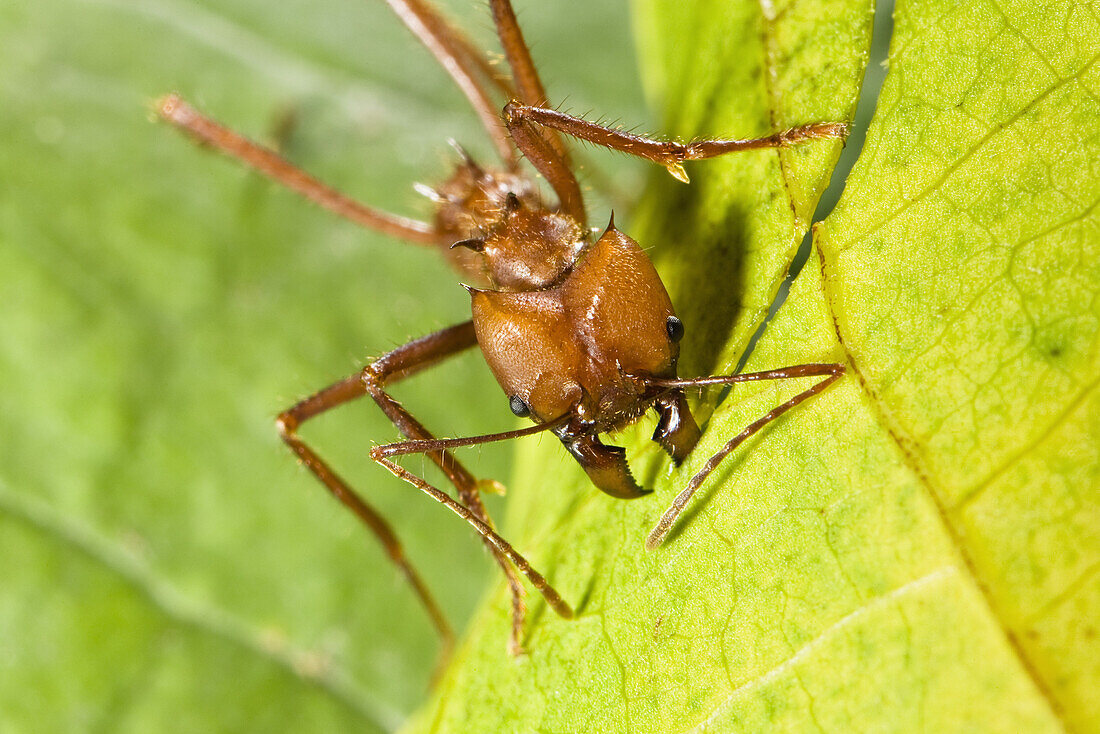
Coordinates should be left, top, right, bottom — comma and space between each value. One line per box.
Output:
816, 0, 1100, 728
5, 0, 1097, 731
408, 0, 1099, 732
0, 0, 646, 730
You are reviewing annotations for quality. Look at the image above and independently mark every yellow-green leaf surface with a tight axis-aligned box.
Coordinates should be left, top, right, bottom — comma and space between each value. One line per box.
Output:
409, 0, 1099, 732
3, 0, 1097, 731
0, 0, 648, 731
816, 0, 1100, 728
409, 0, 879, 730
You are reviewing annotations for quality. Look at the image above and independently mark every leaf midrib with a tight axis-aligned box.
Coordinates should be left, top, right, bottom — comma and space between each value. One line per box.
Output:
817, 273, 1066, 726
0, 484, 401, 732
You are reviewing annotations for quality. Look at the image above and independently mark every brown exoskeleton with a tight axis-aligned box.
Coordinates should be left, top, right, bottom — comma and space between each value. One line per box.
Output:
158, 0, 846, 657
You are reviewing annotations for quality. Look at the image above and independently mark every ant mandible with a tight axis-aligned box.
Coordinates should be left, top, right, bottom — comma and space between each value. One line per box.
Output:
158, 0, 846, 657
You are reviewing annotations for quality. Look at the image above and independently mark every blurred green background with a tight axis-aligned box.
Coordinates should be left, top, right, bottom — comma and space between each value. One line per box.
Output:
0, 0, 650, 730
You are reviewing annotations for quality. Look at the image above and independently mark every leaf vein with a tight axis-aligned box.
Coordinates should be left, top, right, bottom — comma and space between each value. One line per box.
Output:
687, 567, 957, 733
843, 47, 1100, 248
818, 244, 1070, 724
953, 370, 1100, 510
0, 485, 402, 731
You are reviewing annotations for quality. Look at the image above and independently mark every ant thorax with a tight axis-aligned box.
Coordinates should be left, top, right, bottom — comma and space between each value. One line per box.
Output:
428, 156, 587, 290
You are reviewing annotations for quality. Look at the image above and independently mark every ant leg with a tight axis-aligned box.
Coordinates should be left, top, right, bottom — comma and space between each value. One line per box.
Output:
278, 321, 531, 655
487, 0, 549, 108
644, 363, 845, 549
385, 0, 516, 165
501, 104, 586, 225
157, 95, 439, 244
276, 374, 455, 658
487, 0, 584, 222
504, 103, 848, 183
362, 332, 534, 654
487, 0, 568, 162
369, 420, 575, 621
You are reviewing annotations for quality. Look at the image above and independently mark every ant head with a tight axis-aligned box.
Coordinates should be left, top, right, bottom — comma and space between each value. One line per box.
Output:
470, 286, 586, 422
471, 223, 699, 498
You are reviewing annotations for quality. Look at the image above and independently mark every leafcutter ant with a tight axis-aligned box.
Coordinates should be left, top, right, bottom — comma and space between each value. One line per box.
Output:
158, 0, 846, 657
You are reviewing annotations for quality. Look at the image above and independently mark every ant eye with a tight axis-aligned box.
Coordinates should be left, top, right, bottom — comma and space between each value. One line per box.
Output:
666, 316, 684, 343
509, 395, 531, 417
